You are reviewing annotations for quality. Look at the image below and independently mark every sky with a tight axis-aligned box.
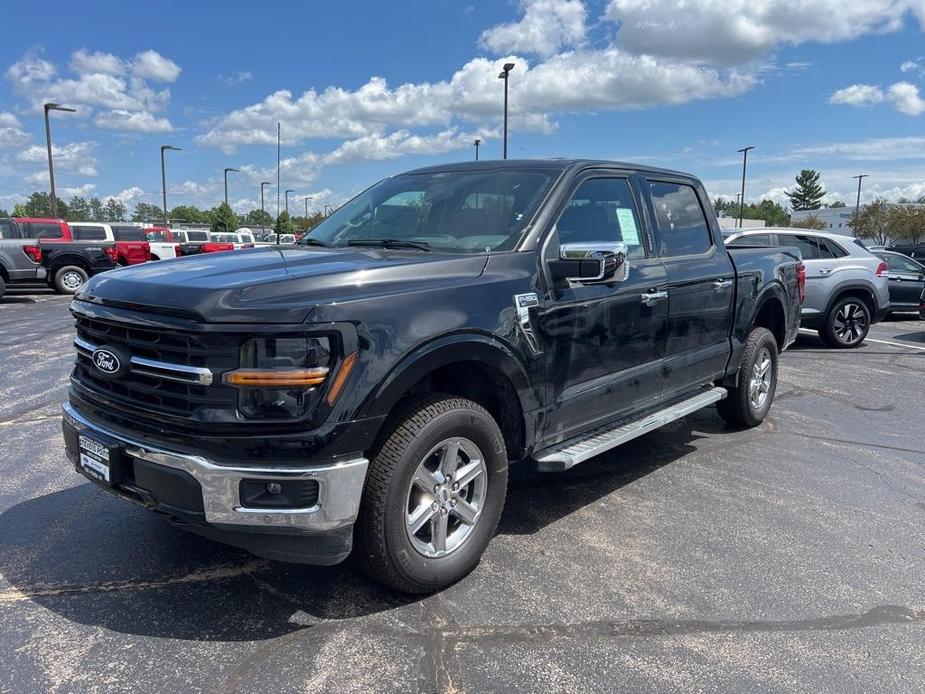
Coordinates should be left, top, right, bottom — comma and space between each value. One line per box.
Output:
2, 0, 925, 218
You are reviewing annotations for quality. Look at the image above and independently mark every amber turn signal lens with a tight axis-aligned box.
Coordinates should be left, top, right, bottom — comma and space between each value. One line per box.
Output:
325, 352, 359, 405
224, 368, 329, 388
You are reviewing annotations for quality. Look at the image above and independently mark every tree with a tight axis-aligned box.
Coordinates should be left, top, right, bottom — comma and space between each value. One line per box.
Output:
742, 199, 790, 227
21, 191, 69, 218
89, 197, 104, 222
131, 202, 164, 224
292, 211, 326, 231
829, 200, 846, 208
850, 198, 891, 246
68, 196, 91, 222
103, 198, 126, 222
887, 205, 925, 246
11, 204, 27, 217
169, 205, 210, 224
275, 210, 294, 235
791, 214, 827, 230
210, 202, 238, 234
787, 169, 825, 211
0, 208, 9, 218
245, 208, 274, 228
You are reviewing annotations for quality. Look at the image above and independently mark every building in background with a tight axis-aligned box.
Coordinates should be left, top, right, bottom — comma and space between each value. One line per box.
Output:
790, 208, 855, 234
716, 215, 767, 230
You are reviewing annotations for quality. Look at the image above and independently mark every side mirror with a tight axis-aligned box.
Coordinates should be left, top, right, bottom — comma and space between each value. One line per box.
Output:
550, 241, 629, 283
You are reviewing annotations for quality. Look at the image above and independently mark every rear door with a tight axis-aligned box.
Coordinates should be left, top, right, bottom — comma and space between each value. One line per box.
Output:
539, 172, 669, 443
774, 233, 844, 317
644, 178, 735, 399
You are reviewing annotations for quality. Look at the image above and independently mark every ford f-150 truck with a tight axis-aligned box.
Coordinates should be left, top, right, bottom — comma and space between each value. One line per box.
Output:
61, 160, 803, 592
0, 219, 47, 299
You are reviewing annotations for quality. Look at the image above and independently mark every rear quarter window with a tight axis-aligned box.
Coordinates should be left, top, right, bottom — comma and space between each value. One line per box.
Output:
72, 225, 108, 241
112, 227, 146, 241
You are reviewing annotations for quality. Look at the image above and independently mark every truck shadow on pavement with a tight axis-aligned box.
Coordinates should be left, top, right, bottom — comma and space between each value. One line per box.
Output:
0, 412, 722, 642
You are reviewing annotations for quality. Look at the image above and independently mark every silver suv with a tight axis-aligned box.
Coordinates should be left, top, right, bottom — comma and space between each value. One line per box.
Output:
725, 228, 889, 348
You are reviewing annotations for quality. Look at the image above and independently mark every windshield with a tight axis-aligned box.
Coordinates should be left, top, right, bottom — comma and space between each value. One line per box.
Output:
300, 169, 555, 253
146, 230, 169, 242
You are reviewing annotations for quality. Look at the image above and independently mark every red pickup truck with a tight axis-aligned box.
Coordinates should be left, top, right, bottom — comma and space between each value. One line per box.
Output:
15, 218, 150, 266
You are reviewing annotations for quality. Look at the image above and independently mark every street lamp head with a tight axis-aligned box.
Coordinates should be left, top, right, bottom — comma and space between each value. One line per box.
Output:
45, 102, 76, 113
161, 145, 181, 152
737, 145, 755, 154
285, 189, 295, 194
503, 62, 515, 71
225, 167, 239, 173
498, 62, 515, 79
474, 138, 481, 146
261, 181, 272, 188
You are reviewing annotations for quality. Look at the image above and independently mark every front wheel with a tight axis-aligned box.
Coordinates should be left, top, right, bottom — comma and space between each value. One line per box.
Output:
356, 395, 508, 593
53, 265, 88, 294
718, 326, 778, 427
820, 297, 870, 348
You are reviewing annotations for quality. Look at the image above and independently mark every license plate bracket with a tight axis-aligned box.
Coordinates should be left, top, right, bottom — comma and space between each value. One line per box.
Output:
77, 432, 124, 486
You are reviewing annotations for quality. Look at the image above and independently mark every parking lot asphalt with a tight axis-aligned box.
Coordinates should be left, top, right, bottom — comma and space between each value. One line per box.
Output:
0, 286, 923, 693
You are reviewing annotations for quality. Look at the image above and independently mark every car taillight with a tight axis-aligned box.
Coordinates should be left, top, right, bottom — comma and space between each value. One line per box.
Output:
875, 261, 889, 277
175, 244, 182, 256
22, 245, 42, 263
796, 262, 806, 304
104, 246, 118, 262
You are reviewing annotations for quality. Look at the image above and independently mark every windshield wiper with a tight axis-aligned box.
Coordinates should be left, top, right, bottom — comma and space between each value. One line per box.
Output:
298, 237, 331, 247
347, 239, 431, 251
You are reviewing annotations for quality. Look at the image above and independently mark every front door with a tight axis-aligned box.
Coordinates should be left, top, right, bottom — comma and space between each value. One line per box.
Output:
645, 178, 735, 399
881, 252, 925, 308
539, 174, 669, 445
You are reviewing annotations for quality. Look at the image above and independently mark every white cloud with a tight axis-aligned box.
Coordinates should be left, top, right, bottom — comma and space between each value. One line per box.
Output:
17, 141, 98, 176
480, 0, 587, 57
830, 81, 925, 116
199, 52, 751, 153
219, 71, 253, 85
887, 81, 925, 115
131, 50, 181, 82
95, 109, 173, 133
111, 186, 146, 206
0, 112, 29, 147
5, 52, 55, 89
70, 49, 125, 76
323, 128, 482, 165
59, 183, 97, 197
829, 84, 885, 107
788, 136, 925, 161
605, 0, 918, 64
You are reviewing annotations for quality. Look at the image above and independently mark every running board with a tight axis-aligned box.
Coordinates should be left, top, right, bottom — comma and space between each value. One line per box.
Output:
534, 387, 728, 472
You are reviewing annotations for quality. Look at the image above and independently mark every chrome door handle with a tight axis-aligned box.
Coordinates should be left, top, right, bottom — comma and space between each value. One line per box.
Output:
818, 268, 832, 275
641, 290, 668, 306
712, 279, 733, 290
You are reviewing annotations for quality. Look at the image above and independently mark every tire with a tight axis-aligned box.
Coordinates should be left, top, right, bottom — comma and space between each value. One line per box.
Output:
819, 296, 870, 348
0, 274, 6, 301
53, 265, 88, 294
356, 395, 508, 593
717, 326, 778, 427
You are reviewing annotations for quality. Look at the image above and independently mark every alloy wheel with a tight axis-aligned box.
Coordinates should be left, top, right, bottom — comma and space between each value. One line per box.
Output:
748, 346, 773, 411
833, 302, 868, 345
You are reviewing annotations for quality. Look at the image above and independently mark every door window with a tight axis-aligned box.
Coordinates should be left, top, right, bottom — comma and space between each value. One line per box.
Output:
0, 220, 21, 239
112, 227, 145, 241
27, 223, 63, 239
777, 234, 844, 260
648, 182, 713, 257
557, 177, 645, 259
728, 233, 771, 246
73, 225, 107, 240
880, 253, 923, 273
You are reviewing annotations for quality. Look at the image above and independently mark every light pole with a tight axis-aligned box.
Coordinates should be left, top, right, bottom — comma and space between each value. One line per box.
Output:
160, 145, 181, 226
737, 146, 754, 228
285, 189, 294, 217
44, 103, 76, 218
474, 138, 481, 161
304, 196, 313, 220
223, 167, 239, 206
260, 181, 272, 237
276, 122, 281, 246
498, 62, 515, 160
852, 174, 869, 226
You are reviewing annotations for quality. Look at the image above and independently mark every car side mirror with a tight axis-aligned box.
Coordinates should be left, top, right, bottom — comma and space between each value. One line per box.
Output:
550, 241, 629, 283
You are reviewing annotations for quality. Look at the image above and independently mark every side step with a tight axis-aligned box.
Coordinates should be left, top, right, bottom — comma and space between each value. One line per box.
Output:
534, 386, 727, 472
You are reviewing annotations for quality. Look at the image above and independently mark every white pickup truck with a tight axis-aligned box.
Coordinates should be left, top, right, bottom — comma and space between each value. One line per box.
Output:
141, 227, 181, 260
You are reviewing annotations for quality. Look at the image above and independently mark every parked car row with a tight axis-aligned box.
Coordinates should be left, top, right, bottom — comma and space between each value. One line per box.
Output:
0, 217, 263, 300
724, 227, 922, 348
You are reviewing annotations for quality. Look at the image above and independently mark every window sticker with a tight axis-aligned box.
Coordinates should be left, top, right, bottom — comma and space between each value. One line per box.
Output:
616, 208, 640, 245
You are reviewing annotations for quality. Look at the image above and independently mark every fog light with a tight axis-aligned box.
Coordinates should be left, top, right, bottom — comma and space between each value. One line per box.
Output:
266, 482, 282, 495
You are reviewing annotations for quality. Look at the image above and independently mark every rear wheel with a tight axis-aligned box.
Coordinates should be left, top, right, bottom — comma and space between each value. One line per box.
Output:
820, 296, 870, 348
718, 326, 778, 427
53, 265, 88, 294
0, 274, 6, 301
356, 395, 508, 593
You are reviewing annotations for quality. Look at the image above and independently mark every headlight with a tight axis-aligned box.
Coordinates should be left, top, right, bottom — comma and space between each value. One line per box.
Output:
225, 336, 332, 420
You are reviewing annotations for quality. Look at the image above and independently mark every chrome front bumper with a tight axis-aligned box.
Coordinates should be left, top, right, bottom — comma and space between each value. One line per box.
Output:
63, 403, 369, 532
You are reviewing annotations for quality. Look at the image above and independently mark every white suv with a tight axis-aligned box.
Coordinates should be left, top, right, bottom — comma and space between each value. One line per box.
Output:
726, 228, 889, 348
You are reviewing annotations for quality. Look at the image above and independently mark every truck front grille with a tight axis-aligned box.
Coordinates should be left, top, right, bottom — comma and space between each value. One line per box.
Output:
72, 314, 240, 420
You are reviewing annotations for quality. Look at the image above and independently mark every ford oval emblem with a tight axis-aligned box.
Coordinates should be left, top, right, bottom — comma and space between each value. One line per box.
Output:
92, 348, 122, 375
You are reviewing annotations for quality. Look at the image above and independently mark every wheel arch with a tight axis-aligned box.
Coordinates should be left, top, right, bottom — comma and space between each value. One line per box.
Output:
362, 334, 537, 461
826, 282, 877, 317
747, 284, 788, 350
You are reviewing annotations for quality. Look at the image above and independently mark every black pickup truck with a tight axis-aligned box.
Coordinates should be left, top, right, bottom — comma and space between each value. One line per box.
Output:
42, 240, 118, 294
61, 160, 803, 592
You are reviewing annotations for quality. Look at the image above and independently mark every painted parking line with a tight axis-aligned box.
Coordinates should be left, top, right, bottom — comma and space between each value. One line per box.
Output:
798, 328, 925, 351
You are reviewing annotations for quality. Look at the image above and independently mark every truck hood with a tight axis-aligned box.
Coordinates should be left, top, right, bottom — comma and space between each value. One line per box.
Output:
79, 246, 488, 323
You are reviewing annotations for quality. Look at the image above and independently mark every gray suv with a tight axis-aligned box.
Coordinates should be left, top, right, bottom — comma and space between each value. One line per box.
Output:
725, 228, 889, 348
